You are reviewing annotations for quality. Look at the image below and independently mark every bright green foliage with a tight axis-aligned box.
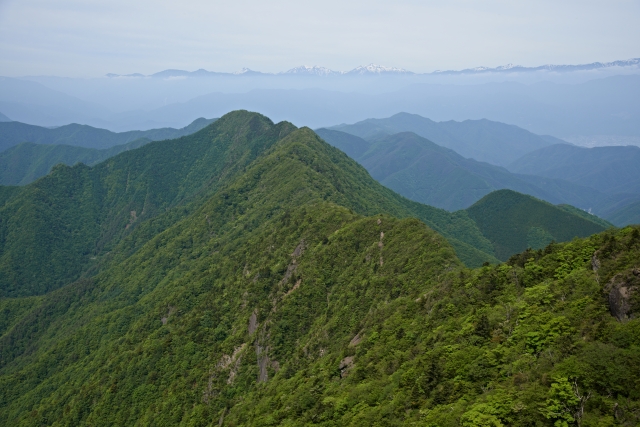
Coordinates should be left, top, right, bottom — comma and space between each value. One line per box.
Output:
466, 190, 608, 260
0, 111, 638, 426
543, 377, 580, 427
1, 200, 638, 425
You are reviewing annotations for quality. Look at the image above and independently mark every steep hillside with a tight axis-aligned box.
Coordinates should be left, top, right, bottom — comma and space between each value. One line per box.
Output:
0, 117, 216, 152
0, 112, 297, 297
556, 204, 614, 229
0, 111, 635, 427
0, 134, 638, 426
0, 111, 498, 298
328, 112, 560, 166
317, 129, 612, 213
0, 139, 150, 186
508, 144, 640, 195
606, 200, 640, 227
466, 190, 608, 260
314, 128, 370, 159
0, 112, 10, 122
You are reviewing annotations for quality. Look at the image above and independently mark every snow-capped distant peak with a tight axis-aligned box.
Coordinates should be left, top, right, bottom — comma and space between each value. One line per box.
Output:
282, 65, 339, 76
495, 63, 521, 71
233, 68, 252, 75
346, 63, 413, 75
434, 58, 640, 75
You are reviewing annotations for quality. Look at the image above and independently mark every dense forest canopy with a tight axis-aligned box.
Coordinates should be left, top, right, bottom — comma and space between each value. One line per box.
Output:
0, 111, 637, 426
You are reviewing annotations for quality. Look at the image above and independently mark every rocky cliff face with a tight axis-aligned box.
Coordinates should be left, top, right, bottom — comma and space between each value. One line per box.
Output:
608, 268, 640, 321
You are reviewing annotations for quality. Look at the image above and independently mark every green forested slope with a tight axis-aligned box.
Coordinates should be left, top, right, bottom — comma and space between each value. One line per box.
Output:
0, 117, 216, 152
0, 111, 636, 426
557, 204, 615, 229
606, 200, 640, 227
0, 112, 296, 297
0, 138, 151, 185
317, 129, 614, 214
466, 190, 609, 260
314, 128, 371, 160
0, 111, 498, 298
0, 148, 638, 425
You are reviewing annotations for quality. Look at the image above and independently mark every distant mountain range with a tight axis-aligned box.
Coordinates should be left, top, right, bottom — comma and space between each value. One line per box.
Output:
0, 118, 216, 185
508, 144, 640, 195
106, 58, 640, 78
325, 112, 564, 167
6, 73, 640, 138
316, 115, 640, 225
106, 63, 414, 78
433, 58, 640, 75
0, 117, 216, 152
315, 129, 615, 213
4, 111, 639, 227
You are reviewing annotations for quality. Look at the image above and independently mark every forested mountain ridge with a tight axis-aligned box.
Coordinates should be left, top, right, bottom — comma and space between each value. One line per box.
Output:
507, 144, 640, 225
607, 200, 640, 227
0, 117, 216, 152
0, 112, 297, 297
316, 129, 619, 218
327, 112, 563, 166
0, 119, 637, 425
0, 138, 151, 185
0, 111, 506, 299
508, 143, 640, 195
466, 190, 610, 260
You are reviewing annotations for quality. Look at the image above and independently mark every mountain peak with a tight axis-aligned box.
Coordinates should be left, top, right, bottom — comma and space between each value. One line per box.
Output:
233, 67, 264, 75
282, 65, 339, 76
346, 63, 413, 75
434, 58, 640, 75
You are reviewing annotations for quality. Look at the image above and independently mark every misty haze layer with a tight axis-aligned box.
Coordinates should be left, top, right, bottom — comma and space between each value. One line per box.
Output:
1, 68, 639, 146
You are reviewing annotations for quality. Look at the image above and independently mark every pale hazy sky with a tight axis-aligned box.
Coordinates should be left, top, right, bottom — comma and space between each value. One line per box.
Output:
0, 0, 639, 77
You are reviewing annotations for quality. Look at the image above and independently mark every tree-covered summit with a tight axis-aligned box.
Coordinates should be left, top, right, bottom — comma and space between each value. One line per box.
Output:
0, 111, 501, 298
0, 161, 638, 425
466, 189, 610, 260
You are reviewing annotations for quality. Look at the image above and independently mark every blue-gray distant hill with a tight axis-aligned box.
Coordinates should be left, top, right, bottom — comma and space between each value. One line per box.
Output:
315, 129, 624, 225
0, 112, 10, 122
508, 144, 640, 195
0, 139, 150, 186
6, 74, 640, 139
0, 117, 216, 153
327, 112, 565, 166
508, 144, 640, 225
0, 118, 217, 185
606, 200, 640, 226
